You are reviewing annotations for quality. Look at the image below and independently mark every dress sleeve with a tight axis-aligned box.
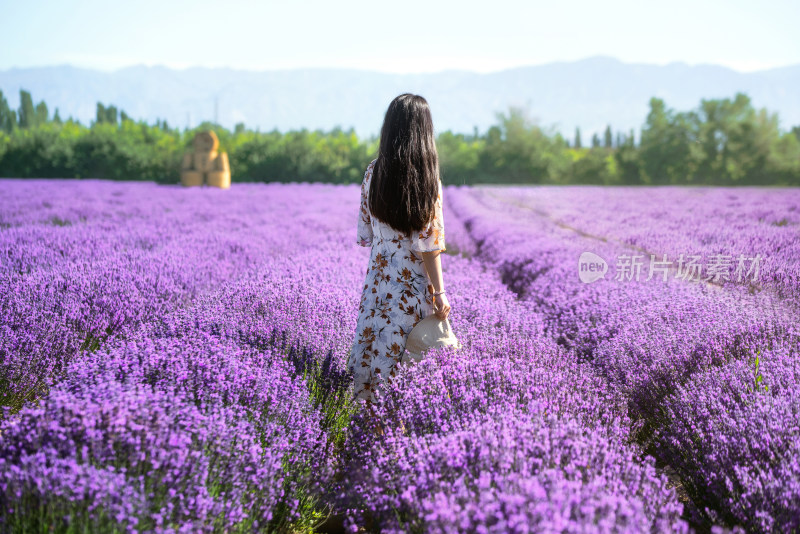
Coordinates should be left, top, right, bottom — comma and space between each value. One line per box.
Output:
411, 179, 446, 253
356, 160, 375, 247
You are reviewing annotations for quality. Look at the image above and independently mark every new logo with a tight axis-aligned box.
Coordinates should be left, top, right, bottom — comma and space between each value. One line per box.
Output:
578, 252, 608, 283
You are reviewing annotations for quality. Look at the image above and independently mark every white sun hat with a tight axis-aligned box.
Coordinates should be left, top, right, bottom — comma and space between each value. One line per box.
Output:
402, 315, 461, 364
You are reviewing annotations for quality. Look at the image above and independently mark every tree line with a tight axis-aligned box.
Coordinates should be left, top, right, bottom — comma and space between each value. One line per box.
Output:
1, 89, 798, 185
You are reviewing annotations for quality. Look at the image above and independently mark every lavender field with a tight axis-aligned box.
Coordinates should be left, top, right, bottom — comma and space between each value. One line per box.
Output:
1, 179, 798, 533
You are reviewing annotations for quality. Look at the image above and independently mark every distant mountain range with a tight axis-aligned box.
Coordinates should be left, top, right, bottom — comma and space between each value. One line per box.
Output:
1, 56, 798, 139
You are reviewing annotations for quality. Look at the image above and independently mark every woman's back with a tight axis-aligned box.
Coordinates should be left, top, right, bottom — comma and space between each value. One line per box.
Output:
348, 157, 446, 403
359, 158, 445, 256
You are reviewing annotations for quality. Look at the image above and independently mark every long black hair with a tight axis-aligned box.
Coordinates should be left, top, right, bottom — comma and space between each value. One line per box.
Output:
369, 93, 440, 236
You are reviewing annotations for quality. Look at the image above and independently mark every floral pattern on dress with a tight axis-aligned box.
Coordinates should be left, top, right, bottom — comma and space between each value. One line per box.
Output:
348, 158, 446, 403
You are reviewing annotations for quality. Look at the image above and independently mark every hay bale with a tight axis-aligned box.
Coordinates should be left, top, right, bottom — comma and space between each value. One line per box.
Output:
180, 170, 204, 187
179, 131, 231, 189
193, 151, 218, 173
206, 170, 230, 189
181, 153, 194, 170
192, 130, 219, 152
215, 152, 230, 172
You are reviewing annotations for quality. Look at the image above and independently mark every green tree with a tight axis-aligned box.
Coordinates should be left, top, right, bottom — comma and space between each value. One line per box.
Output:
614, 133, 643, 184
105, 105, 118, 126
95, 103, 118, 126
591, 133, 600, 148
574, 127, 582, 149
0, 121, 78, 177
0, 90, 16, 132
572, 149, 619, 184
96, 103, 107, 125
696, 93, 777, 184
767, 129, 800, 184
34, 101, 49, 125
480, 106, 567, 184
18, 90, 35, 128
1, 92, 798, 186
604, 125, 613, 148
436, 130, 481, 185
639, 97, 700, 184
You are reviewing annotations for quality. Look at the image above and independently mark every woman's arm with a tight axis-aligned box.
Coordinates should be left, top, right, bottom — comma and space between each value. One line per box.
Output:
421, 250, 450, 320
357, 161, 375, 246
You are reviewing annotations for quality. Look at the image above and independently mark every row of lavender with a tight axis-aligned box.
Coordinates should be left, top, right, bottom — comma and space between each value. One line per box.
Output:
1, 180, 352, 410
483, 186, 800, 302
169, 238, 686, 532
0, 179, 688, 532
1, 180, 361, 531
446, 186, 800, 532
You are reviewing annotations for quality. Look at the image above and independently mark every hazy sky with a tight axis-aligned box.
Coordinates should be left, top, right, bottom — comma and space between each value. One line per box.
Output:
2, 0, 798, 73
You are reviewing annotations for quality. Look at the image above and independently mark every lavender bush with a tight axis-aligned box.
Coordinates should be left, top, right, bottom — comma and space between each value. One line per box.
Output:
484, 185, 800, 301
1, 178, 797, 532
448, 185, 800, 532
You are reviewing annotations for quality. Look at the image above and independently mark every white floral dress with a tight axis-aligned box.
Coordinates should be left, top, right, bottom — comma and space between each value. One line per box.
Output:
348, 158, 446, 403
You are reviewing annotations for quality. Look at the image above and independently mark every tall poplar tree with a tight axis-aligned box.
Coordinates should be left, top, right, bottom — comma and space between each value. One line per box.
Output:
18, 90, 35, 128
105, 105, 118, 125
96, 102, 107, 124
0, 90, 16, 132
34, 101, 49, 125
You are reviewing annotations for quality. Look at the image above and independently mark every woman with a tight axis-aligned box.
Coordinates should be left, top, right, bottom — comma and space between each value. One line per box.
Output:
347, 93, 451, 406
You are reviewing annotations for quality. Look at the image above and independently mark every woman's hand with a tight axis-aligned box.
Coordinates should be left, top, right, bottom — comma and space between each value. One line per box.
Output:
433, 293, 451, 320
